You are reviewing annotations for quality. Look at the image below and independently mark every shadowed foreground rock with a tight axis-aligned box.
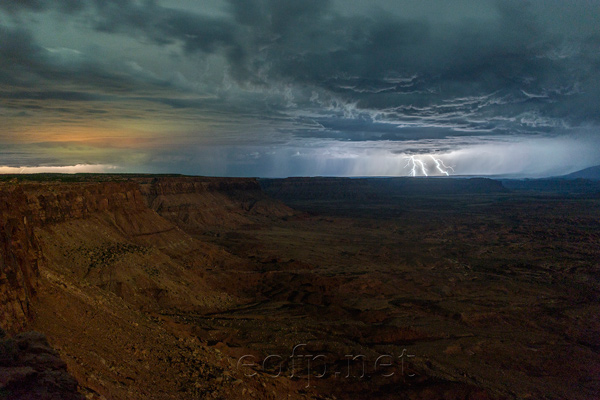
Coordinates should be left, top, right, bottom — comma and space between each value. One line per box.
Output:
0, 330, 84, 400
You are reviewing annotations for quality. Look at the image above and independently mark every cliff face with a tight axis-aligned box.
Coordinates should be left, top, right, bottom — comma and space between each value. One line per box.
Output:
138, 177, 294, 233
139, 177, 262, 196
23, 182, 146, 225
0, 182, 149, 333
0, 177, 291, 334
0, 176, 294, 398
0, 187, 42, 334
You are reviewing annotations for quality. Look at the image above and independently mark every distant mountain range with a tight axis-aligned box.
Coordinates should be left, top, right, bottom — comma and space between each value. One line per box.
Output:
561, 165, 600, 181
501, 165, 600, 194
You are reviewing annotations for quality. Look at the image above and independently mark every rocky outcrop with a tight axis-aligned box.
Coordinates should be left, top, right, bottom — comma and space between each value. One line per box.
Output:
0, 182, 147, 333
139, 176, 262, 196
138, 177, 294, 232
22, 182, 146, 225
0, 330, 84, 400
0, 177, 290, 332
0, 187, 42, 334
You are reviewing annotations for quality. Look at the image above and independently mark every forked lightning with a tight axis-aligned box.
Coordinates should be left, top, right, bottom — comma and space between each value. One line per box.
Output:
404, 155, 454, 177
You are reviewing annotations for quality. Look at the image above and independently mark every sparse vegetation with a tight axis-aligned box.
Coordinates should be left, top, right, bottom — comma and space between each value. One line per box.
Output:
65, 243, 152, 276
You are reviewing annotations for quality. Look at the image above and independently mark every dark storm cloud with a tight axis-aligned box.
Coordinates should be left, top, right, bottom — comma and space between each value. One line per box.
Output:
0, 0, 84, 14
3, 0, 599, 133
0, 25, 108, 89
147, 0, 598, 139
0, 22, 211, 121
89, 0, 236, 53
1, 0, 600, 176
293, 117, 473, 142
0, 25, 43, 72
0, 1, 244, 120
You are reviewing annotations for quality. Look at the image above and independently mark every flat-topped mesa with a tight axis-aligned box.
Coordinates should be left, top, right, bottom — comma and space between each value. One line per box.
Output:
23, 182, 146, 225
137, 176, 263, 197
260, 176, 507, 202
137, 177, 294, 232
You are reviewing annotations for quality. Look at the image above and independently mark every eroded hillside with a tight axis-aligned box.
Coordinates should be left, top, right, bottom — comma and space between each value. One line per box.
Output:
0, 177, 297, 399
1, 175, 599, 399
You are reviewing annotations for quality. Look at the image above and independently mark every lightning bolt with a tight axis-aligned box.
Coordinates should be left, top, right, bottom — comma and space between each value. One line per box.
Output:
429, 155, 454, 176
404, 156, 428, 177
403, 155, 454, 177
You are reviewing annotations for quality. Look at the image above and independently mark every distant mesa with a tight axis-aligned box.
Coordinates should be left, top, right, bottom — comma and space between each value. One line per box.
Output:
260, 176, 506, 203
502, 165, 600, 194
561, 165, 600, 181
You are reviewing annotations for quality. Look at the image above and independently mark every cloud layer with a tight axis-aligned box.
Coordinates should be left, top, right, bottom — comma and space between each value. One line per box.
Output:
1, 0, 599, 176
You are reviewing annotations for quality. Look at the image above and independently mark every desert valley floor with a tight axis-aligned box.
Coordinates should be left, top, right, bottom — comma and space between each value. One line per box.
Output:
1, 175, 599, 399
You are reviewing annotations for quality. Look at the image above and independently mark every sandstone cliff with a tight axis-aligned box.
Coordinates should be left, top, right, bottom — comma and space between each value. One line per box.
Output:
138, 177, 294, 233
0, 177, 292, 333
0, 176, 296, 399
0, 187, 42, 334
0, 182, 147, 334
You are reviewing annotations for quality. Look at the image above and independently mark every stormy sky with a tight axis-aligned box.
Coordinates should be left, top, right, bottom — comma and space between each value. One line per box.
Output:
1, 0, 599, 177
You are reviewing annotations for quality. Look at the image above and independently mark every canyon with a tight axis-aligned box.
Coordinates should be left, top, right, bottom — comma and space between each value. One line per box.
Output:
1, 175, 599, 399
